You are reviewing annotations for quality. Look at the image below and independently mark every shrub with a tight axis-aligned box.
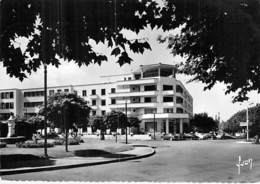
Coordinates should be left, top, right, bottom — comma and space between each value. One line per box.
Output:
53, 137, 82, 145
0, 122, 8, 137
16, 141, 54, 148
0, 142, 7, 148
41, 132, 59, 139
0, 137, 26, 144
15, 121, 35, 139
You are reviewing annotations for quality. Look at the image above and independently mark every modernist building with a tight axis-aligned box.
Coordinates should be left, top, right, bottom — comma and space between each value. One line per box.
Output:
0, 63, 193, 134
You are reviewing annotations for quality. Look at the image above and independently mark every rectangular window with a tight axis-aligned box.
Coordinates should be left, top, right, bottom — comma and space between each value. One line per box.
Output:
64, 89, 69, 92
164, 108, 174, 113
101, 110, 106, 116
163, 85, 173, 91
92, 110, 96, 116
163, 96, 174, 102
82, 90, 87, 97
176, 85, 183, 93
91, 89, 96, 95
111, 99, 116, 104
57, 89, 62, 93
101, 89, 106, 96
101, 99, 106, 106
144, 85, 156, 91
0, 92, 14, 99
144, 108, 157, 114
49, 90, 55, 96
144, 97, 152, 103
92, 100, 96, 106
24, 91, 44, 97
0, 102, 14, 109
111, 88, 116, 93
176, 97, 184, 104
24, 102, 43, 108
176, 108, 184, 113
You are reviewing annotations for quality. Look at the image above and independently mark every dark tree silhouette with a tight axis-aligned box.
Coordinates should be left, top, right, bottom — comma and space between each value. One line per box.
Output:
190, 113, 219, 133
159, 0, 260, 102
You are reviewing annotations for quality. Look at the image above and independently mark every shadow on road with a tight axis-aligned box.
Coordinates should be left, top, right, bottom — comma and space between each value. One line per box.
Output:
74, 149, 136, 158
0, 154, 55, 169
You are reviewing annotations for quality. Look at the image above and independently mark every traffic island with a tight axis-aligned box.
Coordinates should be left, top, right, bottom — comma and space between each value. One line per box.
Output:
0, 144, 155, 175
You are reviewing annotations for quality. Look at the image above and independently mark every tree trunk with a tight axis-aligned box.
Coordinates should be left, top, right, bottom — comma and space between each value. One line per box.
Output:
65, 128, 68, 152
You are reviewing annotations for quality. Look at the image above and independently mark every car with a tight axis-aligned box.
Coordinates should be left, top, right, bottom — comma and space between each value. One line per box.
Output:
161, 133, 185, 141
183, 133, 199, 140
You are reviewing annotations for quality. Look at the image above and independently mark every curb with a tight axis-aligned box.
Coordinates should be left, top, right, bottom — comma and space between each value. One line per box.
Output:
0, 146, 155, 176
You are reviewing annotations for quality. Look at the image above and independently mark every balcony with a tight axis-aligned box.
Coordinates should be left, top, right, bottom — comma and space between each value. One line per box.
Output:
109, 102, 157, 109
116, 78, 157, 86
109, 90, 158, 98
162, 90, 174, 95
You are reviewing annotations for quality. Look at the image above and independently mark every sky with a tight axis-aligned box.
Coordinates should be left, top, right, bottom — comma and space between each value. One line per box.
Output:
0, 28, 259, 121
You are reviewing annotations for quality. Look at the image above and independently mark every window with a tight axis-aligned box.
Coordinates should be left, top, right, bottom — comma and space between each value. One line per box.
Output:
144, 85, 156, 91
82, 90, 87, 97
163, 85, 173, 91
144, 108, 157, 114
111, 99, 116, 104
92, 100, 96, 106
57, 89, 62, 93
92, 110, 96, 116
49, 90, 55, 96
101, 110, 106, 116
164, 108, 174, 113
176, 85, 183, 93
91, 89, 96, 95
24, 102, 43, 108
144, 97, 152, 103
101, 100, 106, 106
0, 92, 14, 99
176, 97, 183, 104
24, 91, 44, 97
101, 89, 106, 95
176, 108, 184, 113
64, 89, 69, 92
0, 102, 14, 109
111, 88, 116, 93
128, 77, 131, 80
163, 96, 174, 102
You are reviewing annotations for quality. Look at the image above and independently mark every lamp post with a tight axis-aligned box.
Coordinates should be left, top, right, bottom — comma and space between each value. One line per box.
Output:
246, 102, 254, 141
153, 111, 156, 140
43, 64, 48, 157
125, 101, 128, 144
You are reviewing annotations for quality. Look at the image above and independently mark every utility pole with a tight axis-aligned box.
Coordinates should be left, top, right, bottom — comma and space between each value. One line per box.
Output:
125, 101, 128, 144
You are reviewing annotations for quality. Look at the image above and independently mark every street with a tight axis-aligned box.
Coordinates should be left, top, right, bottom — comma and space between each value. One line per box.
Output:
2, 140, 260, 182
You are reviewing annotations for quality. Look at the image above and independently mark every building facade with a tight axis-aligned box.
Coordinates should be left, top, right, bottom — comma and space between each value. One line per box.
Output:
0, 63, 193, 134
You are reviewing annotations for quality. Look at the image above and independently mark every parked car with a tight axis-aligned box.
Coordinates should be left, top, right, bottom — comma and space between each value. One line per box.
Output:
183, 133, 199, 140
161, 134, 185, 141
195, 132, 212, 140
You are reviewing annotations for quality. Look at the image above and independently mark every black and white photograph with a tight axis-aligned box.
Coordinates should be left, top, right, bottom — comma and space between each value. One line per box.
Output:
0, 0, 260, 183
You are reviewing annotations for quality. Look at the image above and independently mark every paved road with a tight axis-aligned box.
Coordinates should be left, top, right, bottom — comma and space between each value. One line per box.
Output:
2, 140, 260, 182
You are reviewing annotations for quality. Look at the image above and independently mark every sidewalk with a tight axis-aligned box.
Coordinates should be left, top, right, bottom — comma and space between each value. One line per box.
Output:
0, 144, 155, 175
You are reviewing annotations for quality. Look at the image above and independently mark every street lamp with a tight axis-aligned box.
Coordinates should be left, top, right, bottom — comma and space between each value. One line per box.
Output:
125, 101, 128, 144
153, 110, 156, 140
43, 63, 48, 157
246, 102, 254, 141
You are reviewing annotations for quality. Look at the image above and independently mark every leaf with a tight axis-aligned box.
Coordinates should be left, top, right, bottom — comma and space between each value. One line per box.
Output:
111, 47, 121, 57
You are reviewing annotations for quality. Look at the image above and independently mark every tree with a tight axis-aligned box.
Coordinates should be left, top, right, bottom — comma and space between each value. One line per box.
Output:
222, 104, 260, 136
159, 0, 260, 102
39, 92, 91, 130
0, 0, 171, 80
104, 111, 127, 132
27, 115, 44, 131
190, 113, 219, 133
90, 116, 106, 133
